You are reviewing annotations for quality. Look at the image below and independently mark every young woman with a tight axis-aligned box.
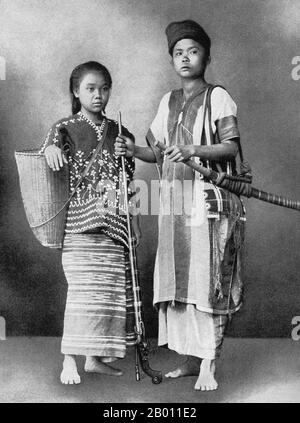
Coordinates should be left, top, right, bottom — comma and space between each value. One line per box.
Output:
41, 61, 141, 384
115, 20, 245, 391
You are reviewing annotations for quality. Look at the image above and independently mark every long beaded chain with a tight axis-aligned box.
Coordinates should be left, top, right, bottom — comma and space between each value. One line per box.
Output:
78, 111, 106, 142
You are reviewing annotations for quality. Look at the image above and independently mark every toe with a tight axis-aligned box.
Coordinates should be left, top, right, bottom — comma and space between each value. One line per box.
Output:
165, 370, 181, 378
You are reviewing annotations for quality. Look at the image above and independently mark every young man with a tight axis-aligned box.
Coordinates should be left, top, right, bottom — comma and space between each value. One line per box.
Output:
115, 20, 245, 391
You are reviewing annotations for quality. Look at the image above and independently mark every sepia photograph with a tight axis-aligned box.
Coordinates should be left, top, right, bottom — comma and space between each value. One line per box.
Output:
0, 0, 299, 406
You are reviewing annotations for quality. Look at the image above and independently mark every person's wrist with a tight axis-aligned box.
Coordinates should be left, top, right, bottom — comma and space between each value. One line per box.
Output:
133, 144, 138, 157
191, 145, 196, 157
193, 145, 202, 158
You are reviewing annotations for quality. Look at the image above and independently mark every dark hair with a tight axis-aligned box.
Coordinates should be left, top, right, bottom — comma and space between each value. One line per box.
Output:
69, 61, 112, 114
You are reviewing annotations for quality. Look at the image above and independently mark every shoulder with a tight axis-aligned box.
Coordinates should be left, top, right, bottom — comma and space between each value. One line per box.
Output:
49, 114, 81, 131
210, 86, 237, 115
106, 117, 119, 129
106, 118, 134, 140
106, 117, 124, 132
210, 86, 233, 101
211, 86, 237, 105
155, 91, 173, 114
160, 91, 172, 105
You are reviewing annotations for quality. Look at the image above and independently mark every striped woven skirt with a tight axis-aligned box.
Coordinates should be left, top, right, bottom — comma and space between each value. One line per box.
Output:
61, 232, 137, 357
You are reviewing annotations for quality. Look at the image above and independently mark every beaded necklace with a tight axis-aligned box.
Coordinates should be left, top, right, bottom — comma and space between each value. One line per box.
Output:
78, 111, 106, 142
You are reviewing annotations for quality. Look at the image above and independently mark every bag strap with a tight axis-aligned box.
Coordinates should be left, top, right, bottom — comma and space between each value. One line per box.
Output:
31, 119, 109, 229
205, 85, 245, 163
202, 85, 220, 171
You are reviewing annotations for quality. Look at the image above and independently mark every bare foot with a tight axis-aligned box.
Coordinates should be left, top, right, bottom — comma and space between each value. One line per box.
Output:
84, 356, 123, 376
194, 359, 218, 391
100, 357, 119, 364
165, 356, 201, 378
60, 355, 81, 385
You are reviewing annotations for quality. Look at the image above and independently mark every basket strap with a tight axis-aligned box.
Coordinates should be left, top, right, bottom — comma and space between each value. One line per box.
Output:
31, 120, 108, 229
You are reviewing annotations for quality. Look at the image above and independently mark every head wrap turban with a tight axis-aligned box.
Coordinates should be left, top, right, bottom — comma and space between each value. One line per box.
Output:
165, 20, 211, 56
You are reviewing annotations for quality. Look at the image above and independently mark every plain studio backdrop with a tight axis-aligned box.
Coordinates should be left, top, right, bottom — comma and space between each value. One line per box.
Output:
0, 0, 299, 339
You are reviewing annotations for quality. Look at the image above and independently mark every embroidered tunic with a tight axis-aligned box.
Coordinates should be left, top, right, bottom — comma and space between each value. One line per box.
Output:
40, 112, 134, 249
147, 85, 245, 315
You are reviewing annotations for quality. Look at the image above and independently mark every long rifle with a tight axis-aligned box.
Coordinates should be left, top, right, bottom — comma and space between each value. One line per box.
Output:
118, 112, 162, 384
154, 140, 300, 211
